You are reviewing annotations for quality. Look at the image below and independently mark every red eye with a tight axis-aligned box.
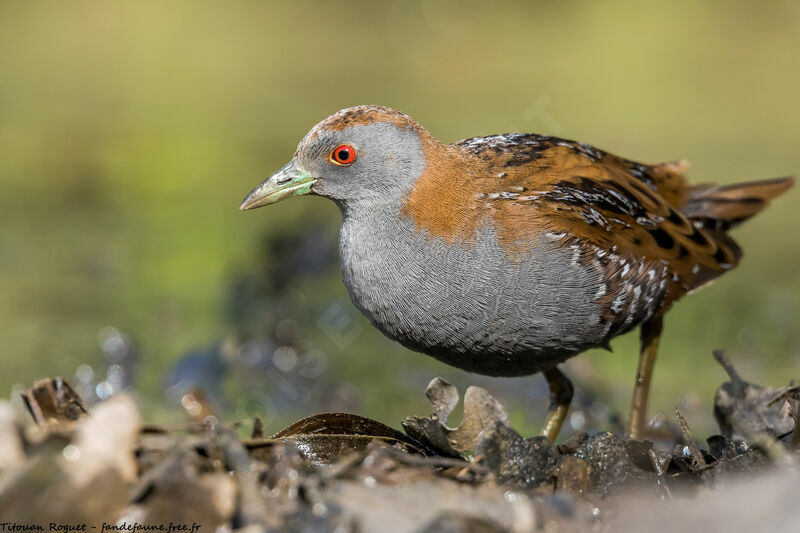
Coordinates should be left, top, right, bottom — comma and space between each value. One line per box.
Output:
330, 144, 356, 165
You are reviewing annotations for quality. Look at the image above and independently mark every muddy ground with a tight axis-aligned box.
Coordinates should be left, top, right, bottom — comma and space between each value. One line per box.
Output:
0, 351, 797, 532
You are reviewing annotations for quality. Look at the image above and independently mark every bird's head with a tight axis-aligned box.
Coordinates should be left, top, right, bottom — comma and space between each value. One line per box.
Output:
240, 106, 432, 212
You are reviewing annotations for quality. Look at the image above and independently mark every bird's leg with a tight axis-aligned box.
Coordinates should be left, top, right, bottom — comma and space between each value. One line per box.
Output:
626, 316, 664, 440
541, 366, 574, 442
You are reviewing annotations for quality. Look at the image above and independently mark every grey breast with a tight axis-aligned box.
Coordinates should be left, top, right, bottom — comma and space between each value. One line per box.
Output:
337, 205, 609, 377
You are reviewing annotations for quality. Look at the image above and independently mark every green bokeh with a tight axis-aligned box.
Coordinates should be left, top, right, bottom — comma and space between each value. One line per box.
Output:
1, 0, 798, 434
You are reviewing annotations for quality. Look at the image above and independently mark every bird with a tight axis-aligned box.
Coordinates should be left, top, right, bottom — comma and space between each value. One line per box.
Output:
240, 105, 793, 441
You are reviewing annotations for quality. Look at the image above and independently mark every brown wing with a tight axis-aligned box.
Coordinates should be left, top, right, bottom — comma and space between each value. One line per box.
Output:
403, 133, 789, 341
446, 135, 738, 303
533, 147, 739, 292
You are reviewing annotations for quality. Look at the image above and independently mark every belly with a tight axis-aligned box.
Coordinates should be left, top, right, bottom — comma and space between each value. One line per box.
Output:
339, 221, 609, 376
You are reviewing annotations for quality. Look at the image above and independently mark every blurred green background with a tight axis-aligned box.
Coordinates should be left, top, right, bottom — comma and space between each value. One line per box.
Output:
1, 0, 798, 436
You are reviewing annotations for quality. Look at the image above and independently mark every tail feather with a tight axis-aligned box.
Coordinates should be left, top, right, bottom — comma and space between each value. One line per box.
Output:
682, 176, 794, 229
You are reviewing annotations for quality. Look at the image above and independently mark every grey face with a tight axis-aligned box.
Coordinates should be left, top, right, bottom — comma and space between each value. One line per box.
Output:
240, 121, 426, 212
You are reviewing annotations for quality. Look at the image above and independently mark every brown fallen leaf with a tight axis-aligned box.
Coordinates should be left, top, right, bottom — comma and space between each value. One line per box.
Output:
403, 378, 509, 454
448, 386, 509, 452
246, 412, 432, 465
713, 350, 795, 440
425, 377, 460, 424
21, 377, 88, 428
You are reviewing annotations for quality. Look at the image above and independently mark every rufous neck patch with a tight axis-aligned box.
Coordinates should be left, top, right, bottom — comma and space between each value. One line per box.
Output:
401, 134, 561, 251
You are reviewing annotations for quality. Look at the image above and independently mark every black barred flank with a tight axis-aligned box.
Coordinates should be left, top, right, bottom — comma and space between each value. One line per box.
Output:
546, 178, 649, 219
627, 163, 658, 190
648, 228, 675, 250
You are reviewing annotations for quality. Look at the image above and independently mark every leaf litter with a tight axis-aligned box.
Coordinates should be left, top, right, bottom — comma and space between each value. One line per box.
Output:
0, 351, 797, 532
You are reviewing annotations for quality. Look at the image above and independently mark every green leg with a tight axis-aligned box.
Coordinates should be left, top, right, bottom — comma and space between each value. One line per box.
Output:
627, 316, 664, 440
541, 366, 574, 442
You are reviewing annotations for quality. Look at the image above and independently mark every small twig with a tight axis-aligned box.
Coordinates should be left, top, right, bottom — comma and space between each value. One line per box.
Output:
713, 350, 745, 394
140, 422, 214, 434
674, 408, 708, 471
380, 444, 487, 473
765, 383, 799, 407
